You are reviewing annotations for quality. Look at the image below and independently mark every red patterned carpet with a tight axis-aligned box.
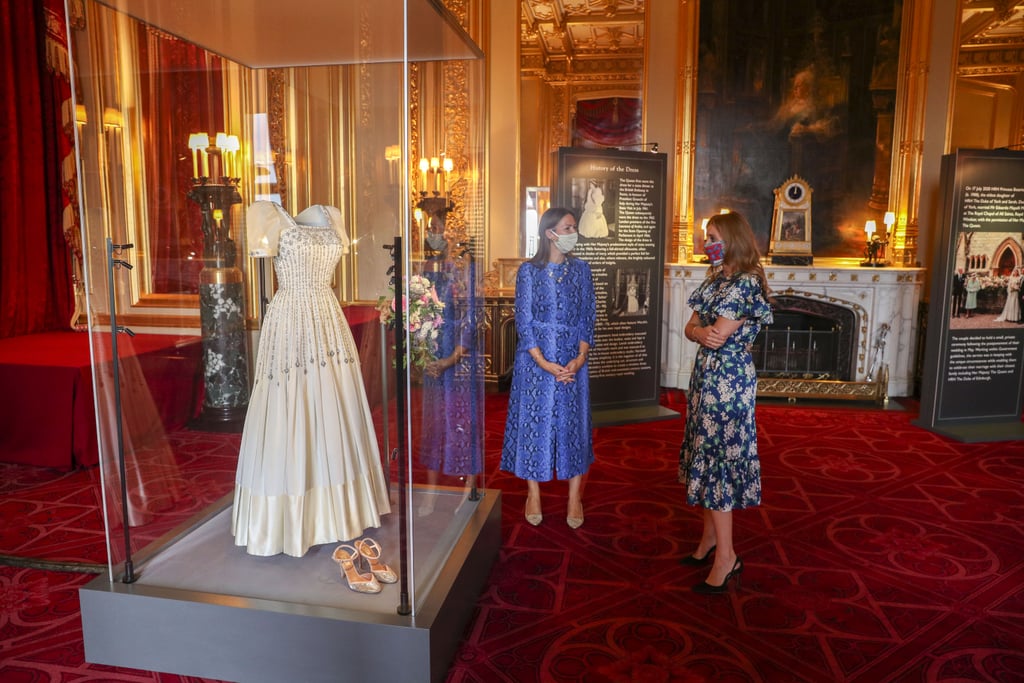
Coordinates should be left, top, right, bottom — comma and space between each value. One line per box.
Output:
2, 391, 1023, 682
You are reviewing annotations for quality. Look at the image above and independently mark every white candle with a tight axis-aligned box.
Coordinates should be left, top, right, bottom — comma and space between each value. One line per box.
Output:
187, 133, 208, 178
419, 158, 429, 192
442, 158, 453, 196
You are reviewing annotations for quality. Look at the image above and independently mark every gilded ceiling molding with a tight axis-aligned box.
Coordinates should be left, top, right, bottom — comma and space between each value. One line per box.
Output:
958, 48, 1024, 74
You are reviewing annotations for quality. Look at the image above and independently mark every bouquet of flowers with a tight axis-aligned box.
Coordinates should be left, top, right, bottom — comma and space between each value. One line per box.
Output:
979, 274, 1007, 293
377, 274, 445, 369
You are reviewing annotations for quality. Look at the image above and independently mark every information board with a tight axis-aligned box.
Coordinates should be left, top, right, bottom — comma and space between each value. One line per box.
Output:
916, 148, 1024, 442
552, 147, 673, 421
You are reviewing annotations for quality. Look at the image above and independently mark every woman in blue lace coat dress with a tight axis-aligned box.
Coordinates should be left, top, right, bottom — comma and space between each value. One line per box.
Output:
501, 208, 595, 529
679, 211, 773, 593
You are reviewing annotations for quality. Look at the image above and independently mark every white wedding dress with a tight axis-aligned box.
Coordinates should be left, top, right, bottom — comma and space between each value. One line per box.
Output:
579, 185, 609, 238
995, 274, 1022, 323
232, 202, 390, 557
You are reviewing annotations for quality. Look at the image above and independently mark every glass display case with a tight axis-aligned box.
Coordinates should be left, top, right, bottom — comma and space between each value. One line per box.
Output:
70, 1, 496, 681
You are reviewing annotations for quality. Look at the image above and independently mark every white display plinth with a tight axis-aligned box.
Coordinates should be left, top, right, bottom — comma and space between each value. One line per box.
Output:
81, 490, 500, 683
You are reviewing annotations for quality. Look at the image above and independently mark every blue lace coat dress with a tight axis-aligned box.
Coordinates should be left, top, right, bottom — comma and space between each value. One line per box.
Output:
501, 258, 596, 481
679, 271, 773, 510
419, 263, 482, 477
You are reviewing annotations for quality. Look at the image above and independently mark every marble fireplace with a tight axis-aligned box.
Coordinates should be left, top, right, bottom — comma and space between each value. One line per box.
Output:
662, 259, 925, 400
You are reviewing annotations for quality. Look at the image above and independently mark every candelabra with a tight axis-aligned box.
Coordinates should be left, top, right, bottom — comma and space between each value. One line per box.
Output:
413, 154, 456, 256
860, 214, 893, 268
186, 132, 250, 431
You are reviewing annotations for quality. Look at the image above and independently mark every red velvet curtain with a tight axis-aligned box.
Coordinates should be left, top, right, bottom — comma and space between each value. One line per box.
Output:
136, 26, 224, 294
0, 0, 75, 338
573, 97, 642, 148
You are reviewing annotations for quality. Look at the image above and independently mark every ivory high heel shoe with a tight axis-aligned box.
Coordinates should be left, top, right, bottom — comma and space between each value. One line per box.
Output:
525, 497, 542, 526
692, 557, 743, 594
354, 538, 398, 584
332, 544, 382, 594
566, 502, 584, 529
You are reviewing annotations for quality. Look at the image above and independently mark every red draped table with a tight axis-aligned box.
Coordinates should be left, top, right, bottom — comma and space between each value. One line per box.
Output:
0, 332, 202, 470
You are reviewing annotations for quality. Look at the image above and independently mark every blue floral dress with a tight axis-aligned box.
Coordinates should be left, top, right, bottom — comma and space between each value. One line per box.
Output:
501, 258, 596, 481
679, 271, 773, 510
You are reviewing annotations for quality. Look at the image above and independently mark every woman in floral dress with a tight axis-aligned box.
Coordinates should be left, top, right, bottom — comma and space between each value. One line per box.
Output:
678, 211, 773, 593
501, 207, 595, 529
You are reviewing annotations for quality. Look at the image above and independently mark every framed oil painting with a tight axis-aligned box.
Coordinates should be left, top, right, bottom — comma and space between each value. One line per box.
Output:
694, 0, 902, 257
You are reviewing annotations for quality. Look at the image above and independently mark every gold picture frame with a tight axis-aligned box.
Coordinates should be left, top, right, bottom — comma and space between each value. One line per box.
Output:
769, 176, 814, 265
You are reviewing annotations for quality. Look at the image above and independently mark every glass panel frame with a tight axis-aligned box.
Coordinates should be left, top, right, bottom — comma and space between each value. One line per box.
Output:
69, 0, 487, 617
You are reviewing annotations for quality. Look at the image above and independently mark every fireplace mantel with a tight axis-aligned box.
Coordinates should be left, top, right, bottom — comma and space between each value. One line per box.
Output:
662, 258, 925, 398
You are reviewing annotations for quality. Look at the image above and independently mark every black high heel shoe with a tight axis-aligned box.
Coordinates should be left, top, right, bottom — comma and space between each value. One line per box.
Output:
679, 545, 716, 567
692, 557, 743, 594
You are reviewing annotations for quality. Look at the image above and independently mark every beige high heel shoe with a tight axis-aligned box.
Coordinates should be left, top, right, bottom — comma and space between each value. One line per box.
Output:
332, 544, 382, 594
525, 494, 542, 526
355, 538, 398, 584
566, 503, 584, 530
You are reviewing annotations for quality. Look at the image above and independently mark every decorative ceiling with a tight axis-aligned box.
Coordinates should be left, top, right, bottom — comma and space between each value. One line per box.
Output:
959, 0, 1024, 74
519, 1, 1024, 79
520, 0, 645, 79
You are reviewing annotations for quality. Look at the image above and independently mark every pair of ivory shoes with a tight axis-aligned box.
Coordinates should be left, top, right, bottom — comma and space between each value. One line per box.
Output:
331, 538, 398, 594
525, 500, 584, 529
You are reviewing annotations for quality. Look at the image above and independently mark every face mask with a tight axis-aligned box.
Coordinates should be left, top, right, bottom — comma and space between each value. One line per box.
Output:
705, 239, 725, 266
426, 233, 447, 252
551, 231, 578, 254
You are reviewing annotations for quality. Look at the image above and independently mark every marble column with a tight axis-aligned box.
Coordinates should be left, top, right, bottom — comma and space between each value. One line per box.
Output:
188, 181, 250, 431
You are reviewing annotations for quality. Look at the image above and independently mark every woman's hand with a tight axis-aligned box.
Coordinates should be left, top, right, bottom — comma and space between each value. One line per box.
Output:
531, 347, 578, 383
425, 350, 461, 378
563, 351, 587, 375
557, 347, 589, 383
698, 325, 728, 349
538, 359, 574, 383
692, 317, 744, 350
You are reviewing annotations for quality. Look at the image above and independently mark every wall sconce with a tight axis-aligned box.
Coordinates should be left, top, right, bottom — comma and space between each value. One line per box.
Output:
102, 108, 123, 130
